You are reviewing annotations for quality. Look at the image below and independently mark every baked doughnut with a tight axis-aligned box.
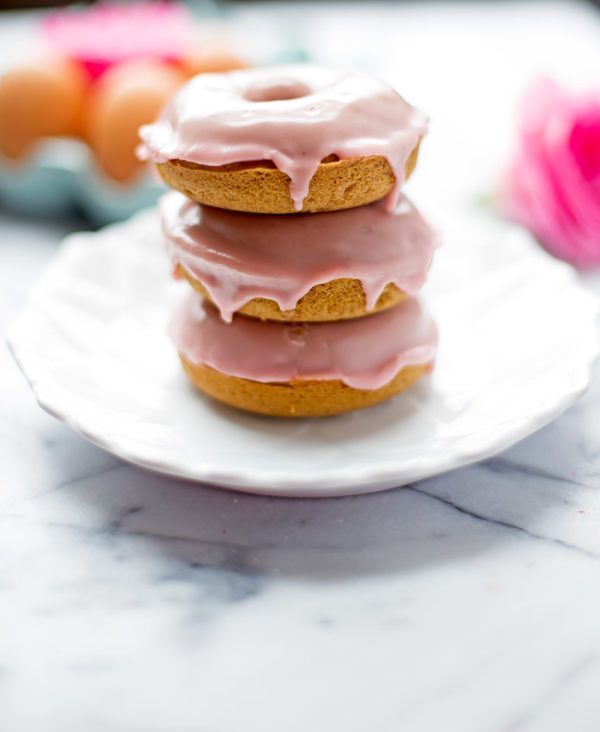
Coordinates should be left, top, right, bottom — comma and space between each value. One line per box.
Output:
170, 294, 438, 417
139, 65, 427, 214
180, 359, 430, 418
178, 269, 406, 324
161, 191, 437, 322
154, 149, 420, 215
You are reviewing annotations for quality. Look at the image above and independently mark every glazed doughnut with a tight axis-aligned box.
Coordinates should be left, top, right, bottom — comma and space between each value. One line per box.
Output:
179, 270, 406, 325
170, 294, 438, 417
180, 359, 431, 418
161, 191, 437, 322
139, 65, 427, 214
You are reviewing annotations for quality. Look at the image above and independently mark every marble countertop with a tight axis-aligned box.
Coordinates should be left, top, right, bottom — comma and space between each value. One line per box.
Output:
2, 2, 600, 731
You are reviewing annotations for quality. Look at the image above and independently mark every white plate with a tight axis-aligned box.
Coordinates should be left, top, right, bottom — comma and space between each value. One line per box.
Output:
8, 208, 599, 497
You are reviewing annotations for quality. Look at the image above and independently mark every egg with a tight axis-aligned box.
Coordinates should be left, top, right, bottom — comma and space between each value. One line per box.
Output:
86, 59, 184, 183
0, 57, 87, 160
180, 39, 247, 78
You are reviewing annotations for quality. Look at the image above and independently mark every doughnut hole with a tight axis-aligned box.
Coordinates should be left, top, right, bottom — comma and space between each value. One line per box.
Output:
244, 79, 312, 102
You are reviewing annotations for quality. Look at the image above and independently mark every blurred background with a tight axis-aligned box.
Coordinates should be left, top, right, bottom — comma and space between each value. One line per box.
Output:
0, 0, 296, 225
0, 0, 599, 229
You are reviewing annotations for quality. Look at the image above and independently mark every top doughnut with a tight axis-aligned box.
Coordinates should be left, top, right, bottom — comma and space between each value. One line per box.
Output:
138, 65, 428, 214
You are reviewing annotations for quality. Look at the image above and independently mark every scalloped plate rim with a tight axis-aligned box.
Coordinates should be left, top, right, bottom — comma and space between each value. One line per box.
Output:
8, 333, 595, 497
6, 209, 600, 497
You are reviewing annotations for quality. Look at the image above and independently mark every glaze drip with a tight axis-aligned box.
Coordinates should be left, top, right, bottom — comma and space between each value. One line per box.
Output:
169, 294, 438, 390
139, 65, 428, 210
160, 191, 438, 322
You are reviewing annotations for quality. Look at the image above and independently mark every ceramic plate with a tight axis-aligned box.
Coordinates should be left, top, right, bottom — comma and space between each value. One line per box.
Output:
8, 208, 599, 496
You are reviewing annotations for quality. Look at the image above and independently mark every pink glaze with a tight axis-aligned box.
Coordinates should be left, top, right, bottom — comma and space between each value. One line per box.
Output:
160, 191, 438, 322
170, 294, 438, 390
139, 65, 428, 210
42, 2, 191, 80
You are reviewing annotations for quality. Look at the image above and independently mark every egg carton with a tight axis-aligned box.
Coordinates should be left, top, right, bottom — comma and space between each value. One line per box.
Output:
0, 136, 165, 226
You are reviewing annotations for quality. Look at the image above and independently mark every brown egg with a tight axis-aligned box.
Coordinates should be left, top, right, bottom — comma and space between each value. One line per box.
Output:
0, 57, 87, 160
86, 60, 185, 183
181, 43, 247, 78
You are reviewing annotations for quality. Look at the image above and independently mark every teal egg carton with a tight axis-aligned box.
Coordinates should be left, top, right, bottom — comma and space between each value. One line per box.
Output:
0, 137, 166, 226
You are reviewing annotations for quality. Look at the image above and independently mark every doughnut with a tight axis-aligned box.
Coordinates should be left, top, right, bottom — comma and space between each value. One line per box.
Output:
160, 191, 437, 322
139, 65, 428, 214
170, 294, 438, 417
153, 151, 420, 216
180, 359, 431, 418
179, 270, 406, 325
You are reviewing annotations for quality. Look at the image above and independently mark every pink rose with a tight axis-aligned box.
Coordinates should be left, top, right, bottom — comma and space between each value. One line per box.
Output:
502, 78, 600, 268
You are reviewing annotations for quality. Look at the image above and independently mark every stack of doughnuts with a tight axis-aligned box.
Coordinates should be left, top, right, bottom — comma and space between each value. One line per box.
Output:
139, 65, 438, 417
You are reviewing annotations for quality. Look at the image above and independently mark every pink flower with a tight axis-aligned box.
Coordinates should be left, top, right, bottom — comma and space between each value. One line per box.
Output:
41, 2, 192, 81
502, 79, 600, 268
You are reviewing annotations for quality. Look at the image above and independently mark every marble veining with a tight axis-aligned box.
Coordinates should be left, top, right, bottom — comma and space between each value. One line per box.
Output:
3, 2, 600, 731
